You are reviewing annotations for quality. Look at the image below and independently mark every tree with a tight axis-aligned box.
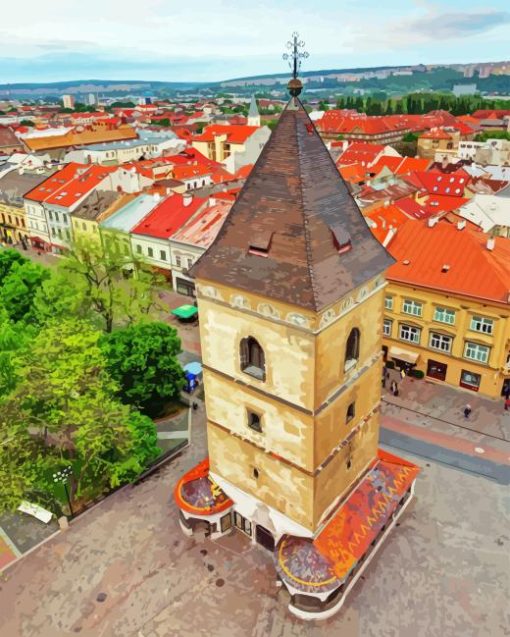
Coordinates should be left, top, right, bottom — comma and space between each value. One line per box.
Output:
402, 132, 419, 143
0, 306, 36, 395
0, 261, 50, 323
19, 119, 35, 127
32, 267, 92, 326
100, 322, 185, 417
0, 248, 28, 286
60, 236, 163, 332
0, 319, 160, 507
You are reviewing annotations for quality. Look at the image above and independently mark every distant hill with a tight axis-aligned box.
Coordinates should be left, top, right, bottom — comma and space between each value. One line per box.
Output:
1, 61, 509, 98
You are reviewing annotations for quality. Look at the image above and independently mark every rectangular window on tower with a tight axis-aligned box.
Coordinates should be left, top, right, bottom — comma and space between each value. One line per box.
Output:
247, 411, 263, 433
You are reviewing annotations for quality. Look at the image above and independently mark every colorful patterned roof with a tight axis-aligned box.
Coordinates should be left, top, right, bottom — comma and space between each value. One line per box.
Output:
174, 458, 233, 516
276, 449, 420, 594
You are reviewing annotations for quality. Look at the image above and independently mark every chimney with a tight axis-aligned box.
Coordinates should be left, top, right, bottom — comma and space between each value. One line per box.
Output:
486, 237, 495, 251
183, 193, 193, 207
457, 220, 466, 230
208, 196, 216, 206
427, 217, 439, 228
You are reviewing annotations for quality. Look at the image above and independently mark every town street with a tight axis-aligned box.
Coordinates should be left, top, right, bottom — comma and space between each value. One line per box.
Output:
1, 398, 509, 637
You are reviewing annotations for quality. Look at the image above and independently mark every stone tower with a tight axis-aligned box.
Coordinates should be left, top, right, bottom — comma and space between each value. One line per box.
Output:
174, 82, 419, 620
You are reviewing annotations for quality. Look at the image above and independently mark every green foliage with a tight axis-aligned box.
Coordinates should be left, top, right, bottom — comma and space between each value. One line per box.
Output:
334, 91, 510, 117
474, 131, 510, 142
19, 119, 35, 127
0, 248, 28, 286
100, 322, 185, 417
0, 261, 50, 323
110, 101, 136, 108
0, 318, 160, 510
403, 132, 419, 143
0, 306, 36, 395
151, 118, 170, 127
266, 119, 278, 131
61, 236, 163, 332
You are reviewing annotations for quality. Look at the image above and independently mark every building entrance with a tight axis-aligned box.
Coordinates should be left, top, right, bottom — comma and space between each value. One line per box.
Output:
255, 525, 275, 551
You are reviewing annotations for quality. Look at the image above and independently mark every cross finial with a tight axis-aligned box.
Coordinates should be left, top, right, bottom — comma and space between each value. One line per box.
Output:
283, 32, 309, 97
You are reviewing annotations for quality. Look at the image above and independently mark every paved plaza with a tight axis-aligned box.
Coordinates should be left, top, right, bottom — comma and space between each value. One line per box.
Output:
1, 400, 509, 637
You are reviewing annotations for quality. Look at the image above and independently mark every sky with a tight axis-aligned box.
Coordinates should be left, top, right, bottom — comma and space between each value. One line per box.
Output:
1, 0, 509, 83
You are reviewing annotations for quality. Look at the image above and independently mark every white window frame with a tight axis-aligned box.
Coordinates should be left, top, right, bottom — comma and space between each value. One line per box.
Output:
469, 316, 493, 335
464, 341, 490, 364
433, 307, 455, 325
429, 332, 452, 353
402, 299, 423, 317
383, 319, 392, 336
384, 296, 393, 310
399, 324, 421, 344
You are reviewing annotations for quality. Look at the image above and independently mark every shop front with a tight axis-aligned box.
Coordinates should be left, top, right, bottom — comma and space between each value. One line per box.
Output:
388, 345, 419, 373
427, 359, 448, 382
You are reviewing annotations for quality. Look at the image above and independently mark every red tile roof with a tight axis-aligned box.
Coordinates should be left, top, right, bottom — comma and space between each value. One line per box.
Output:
337, 142, 385, 166
24, 163, 85, 203
366, 204, 409, 243
386, 220, 510, 304
172, 164, 212, 181
369, 155, 403, 176
43, 165, 116, 208
420, 128, 452, 140
413, 170, 470, 196
172, 199, 232, 248
193, 124, 260, 144
130, 193, 206, 239
394, 157, 432, 175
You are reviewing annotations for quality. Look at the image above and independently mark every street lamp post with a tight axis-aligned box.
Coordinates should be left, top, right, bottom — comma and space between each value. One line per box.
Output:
52, 466, 74, 517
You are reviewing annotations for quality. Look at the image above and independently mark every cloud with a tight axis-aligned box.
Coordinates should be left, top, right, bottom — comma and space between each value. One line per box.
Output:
409, 10, 510, 38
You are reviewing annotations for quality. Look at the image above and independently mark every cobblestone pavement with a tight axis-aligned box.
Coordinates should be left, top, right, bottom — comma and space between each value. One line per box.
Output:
383, 376, 510, 442
1, 402, 509, 637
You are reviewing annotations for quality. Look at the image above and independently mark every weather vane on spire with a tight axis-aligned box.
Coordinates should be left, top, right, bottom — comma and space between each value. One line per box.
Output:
283, 32, 309, 97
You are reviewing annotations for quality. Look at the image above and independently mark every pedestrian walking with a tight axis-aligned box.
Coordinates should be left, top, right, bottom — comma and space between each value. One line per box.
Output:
463, 404, 472, 419
504, 397, 510, 412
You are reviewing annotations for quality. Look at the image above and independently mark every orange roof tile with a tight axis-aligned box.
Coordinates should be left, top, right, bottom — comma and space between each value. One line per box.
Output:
193, 124, 260, 145
386, 220, 510, 304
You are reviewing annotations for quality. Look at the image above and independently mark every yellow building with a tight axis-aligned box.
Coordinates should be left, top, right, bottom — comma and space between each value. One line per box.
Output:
71, 190, 132, 241
191, 123, 270, 173
383, 220, 510, 398
174, 78, 420, 620
417, 128, 461, 160
0, 170, 51, 246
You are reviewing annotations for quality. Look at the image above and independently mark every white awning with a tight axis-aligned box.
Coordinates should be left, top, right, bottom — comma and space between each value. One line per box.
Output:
388, 346, 419, 365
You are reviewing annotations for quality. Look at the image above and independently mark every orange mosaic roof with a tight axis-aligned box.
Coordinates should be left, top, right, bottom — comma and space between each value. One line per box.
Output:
276, 449, 420, 593
174, 458, 233, 516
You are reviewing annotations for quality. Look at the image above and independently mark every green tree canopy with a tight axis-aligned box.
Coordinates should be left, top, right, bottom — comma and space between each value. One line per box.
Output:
100, 322, 185, 417
0, 248, 28, 286
0, 318, 160, 510
0, 261, 50, 323
60, 236, 163, 332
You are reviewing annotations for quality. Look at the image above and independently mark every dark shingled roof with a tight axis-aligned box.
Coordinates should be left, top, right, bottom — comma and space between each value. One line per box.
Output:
189, 97, 394, 312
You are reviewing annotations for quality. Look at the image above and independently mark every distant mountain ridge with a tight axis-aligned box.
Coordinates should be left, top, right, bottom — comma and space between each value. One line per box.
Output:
1, 60, 509, 97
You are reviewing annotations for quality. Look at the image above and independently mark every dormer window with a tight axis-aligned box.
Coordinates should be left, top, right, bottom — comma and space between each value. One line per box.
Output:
248, 231, 273, 257
330, 224, 352, 255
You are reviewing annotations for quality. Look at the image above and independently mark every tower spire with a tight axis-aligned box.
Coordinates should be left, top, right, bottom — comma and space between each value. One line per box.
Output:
283, 32, 309, 96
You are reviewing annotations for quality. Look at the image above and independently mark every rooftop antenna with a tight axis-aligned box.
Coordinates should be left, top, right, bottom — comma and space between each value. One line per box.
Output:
283, 32, 309, 97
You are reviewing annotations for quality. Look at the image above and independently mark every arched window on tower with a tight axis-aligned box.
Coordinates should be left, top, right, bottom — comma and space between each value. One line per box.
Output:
240, 337, 266, 381
344, 328, 360, 372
